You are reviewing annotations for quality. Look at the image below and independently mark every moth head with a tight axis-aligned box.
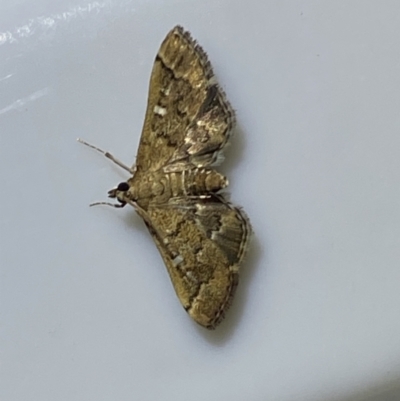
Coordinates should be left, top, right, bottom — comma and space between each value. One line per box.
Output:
107, 181, 131, 205
89, 181, 132, 208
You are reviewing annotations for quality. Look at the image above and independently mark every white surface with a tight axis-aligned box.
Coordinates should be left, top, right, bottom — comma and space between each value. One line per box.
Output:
1, 1, 400, 401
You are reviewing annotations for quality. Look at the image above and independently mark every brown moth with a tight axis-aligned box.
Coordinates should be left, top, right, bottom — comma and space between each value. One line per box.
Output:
79, 26, 251, 329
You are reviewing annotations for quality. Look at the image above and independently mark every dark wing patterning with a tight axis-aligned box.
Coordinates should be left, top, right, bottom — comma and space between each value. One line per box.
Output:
144, 196, 251, 329
135, 26, 235, 172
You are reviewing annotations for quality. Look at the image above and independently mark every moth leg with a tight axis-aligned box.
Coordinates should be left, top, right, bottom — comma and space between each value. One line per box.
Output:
77, 138, 136, 174
89, 201, 126, 208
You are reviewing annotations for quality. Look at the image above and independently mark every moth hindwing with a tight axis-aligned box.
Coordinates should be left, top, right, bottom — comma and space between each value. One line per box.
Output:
81, 26, 251, 329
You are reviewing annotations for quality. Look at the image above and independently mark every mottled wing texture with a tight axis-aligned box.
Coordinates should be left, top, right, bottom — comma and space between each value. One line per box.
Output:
135, 26, 235, 172
143, 196, 250, 329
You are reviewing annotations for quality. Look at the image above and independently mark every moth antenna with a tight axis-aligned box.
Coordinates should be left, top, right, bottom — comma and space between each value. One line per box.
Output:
77, 138, 136, 174
89, 201, 125, 208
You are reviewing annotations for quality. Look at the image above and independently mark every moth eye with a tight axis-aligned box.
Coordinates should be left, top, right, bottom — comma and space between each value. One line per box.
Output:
117, 182, 130, 191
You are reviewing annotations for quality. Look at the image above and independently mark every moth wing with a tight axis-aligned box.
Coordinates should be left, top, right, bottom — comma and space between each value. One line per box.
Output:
143, 196, 251, 329
165, 79, 235, 172
135, 26, 235, 173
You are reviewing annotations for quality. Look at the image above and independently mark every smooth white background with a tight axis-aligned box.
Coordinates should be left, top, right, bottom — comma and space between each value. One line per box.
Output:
1, 1, 400, 400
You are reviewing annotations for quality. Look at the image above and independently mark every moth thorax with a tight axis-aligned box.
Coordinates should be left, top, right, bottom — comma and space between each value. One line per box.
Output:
151, 181, 166, 196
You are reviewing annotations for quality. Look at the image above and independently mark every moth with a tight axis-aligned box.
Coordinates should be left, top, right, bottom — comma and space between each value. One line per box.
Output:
79, 26, 251, 329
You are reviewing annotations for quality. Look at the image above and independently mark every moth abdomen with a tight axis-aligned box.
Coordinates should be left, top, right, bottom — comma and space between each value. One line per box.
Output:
166, 168, 227, 197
